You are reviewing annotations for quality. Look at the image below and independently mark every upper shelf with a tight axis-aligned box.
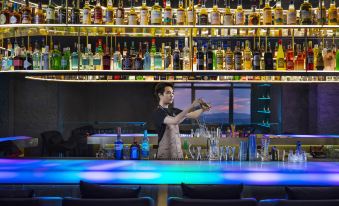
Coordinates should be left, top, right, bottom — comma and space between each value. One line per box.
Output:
0, 24, 338, 38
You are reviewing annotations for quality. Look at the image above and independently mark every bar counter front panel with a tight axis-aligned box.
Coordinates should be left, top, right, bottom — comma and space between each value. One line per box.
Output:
0, 159, 338, 186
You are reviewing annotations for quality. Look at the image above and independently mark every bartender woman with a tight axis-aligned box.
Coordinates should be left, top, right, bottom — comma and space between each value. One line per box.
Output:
153, 83, 211, 159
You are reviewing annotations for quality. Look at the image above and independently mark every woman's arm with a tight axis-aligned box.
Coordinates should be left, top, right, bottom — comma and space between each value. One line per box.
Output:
163, 99, 202, 125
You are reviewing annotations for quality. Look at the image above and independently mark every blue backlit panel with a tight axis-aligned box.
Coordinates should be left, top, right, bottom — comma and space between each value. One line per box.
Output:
0, 159, 338, 185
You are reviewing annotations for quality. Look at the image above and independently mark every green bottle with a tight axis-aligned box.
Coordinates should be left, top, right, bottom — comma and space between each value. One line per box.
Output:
51, 44, 62, 70
336, 48, 339, 71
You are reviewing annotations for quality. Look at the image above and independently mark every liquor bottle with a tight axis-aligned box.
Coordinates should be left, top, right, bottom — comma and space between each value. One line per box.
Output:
253, 42, 261, 70
196, 42, 204, 71
87, 44, 94, 69
105, 0, 114, 24
264, 43, 274, 70
211, 0, 220, 25
71, 43, 79, 70
113, 43, 122, 70
150, 38, 157, 69
324, 43, 335, 71
151, 0, 162, 25
140, 0, 149, 25
234, 41, 242, 70
10, 3, 21, 24
93, 39, 103, 70
24, 47, 33, 70
46, 0, 56, 24
243, 40, 252, 70
187, 0, 195, 25
336, 47, 339, 70
249, 5, 259, 25
225, 45, 234, 70
51, 44, 62, 70
94, 0, 103, 24
0, 0, 10, 24
141, 130, 150, 160
128, 0, 137, 25
216, 42, 223, 70
317, 1, 326, 25
177, 0, 185, 25
276, 40, 285, 70
61, 47, 71, 70
135, 42, 143, 70
82, 0, 91, 24
33, 1, 44, 24
122, 42, 132, 70
116, 0, 125, 25
164, 43, 172, 70
223, 0, 233, 25
143, 42, 151, 70
42, 45, 49, 70
328, 0, 337, 25
82, 46, 89, 70
300, 0, 312, 25
316, 43, 324, 70
71, 0, 80, 24
13, 39, 23, 70
183, 38, 190, 70
21, 0, 32, 24
263, 0, 272, 25
206, 42, 213, 70
274, 0, 283, 25
235, 0, 244, 25
172, 40, 181, 70
32, 41, 41, 70
306, 41, 314, 70
114, 127, 123, 160
286, 44, 294, 70
130, 139, 140, 160
130, 41, 136, 69
287, 0, 296, 25
58, 0, 67, 24
295, 44, 304, 70
163, 0, 172, 25
199, 0, 208, 25
154, 46, 162, 70
103, 46, 111, 70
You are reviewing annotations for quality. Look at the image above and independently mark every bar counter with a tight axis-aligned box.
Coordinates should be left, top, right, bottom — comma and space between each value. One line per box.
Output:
0, 159, 338, 186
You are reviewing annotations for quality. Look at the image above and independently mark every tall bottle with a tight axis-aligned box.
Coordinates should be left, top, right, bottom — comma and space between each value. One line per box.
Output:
295, 44, 305, 70
140, 0, 149, 25
128, 0, 137, 25
42, 45, 50, 70
300, 0, 312, 25
253, 42, 261, 70
141, 130, 150, 160
235, 0, 244, 25
32, 41, 41, 70
199, 0, 208, 25
163, 0, 172, 25
328, 0, 337, 25
46, 0, 56, 24
114, 127, 123, 160
183, 38, 191, 70
216, 42, 224, 70
34, 1, 44, 24
186, 0, 195, 25
58, 0, 67, 24
264, 43, 274, 70
196, 42, 204, 71
249, 5, 259, 25
263, 0, 272, 25
115, 0, 125, 25
0, 0, 10, 24
143, 42, 151, 70
130, 139, 140, 160
206, 42, 213, 70
211, 0, 220, 25
286, 44, 294, 70
177, 0, 185, 25
173, 40, 181, 70
51, 44, 62, 70
225, 45, 234, 70
122, 42, 132, 70
316, 43, 324, 70
61, 47, 71, 70
151, 0, 162, 25
10, 3, 21, 24
71, 43, 79, 70
317, 1, 326, 25
113, 43, 122, 70
276, 40, 285, 70
234, 41, 242, 70
306, 41, 314, 70
223, 0, 233, 26
274, 0, 283, 25
94, 0, 103, 24
336, 47, 339, 71
21, 0, 32, 24
287, 0, 296, 25
105, 0, 114, 24
243, 41, 252, 70
135, 42, 143, 71
82, 0, 91, 24
103, 46, 111, 70
93, 40, 103, 70
71, 0, 80, 24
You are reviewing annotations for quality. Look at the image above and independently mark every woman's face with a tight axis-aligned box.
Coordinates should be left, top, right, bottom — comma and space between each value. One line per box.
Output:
159, 86, 174, 104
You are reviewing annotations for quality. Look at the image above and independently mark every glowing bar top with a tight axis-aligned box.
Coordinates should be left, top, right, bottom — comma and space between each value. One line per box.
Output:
0, 159, 338, 186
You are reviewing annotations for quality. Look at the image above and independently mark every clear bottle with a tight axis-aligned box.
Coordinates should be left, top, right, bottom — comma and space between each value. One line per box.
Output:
46, 0, 56, 24
143, 42, 151, 70
10, 3, 21, 24
42, 46, 50, 70
151, 0, 162, 25
263, 0, 272, 25
164, 43, 172, 70
94, 0, 103, 24
82, 0, 91, 24
300, 0, 312, 25
183, 37, 191, 70
287, 0, 296, 25
71, 43, 79, 70
324, 43, 336, 71
140, 0, 149, 25
128, 0, 137, 25
61, 47, 71, 70
93, 43, 103, 70
32, 41, 41, 70
243, 40, 252, 70
177, 0, 185, 25
154, 47, 163, 70
113, 43, 122, 70
173, 40, 181, 70
163, 0, 172, 25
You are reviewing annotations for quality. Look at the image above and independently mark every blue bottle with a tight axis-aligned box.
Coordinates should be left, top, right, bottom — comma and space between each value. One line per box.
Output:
141, 130, 150, 160
130, 139, 140, 160
114, 127, 123, 160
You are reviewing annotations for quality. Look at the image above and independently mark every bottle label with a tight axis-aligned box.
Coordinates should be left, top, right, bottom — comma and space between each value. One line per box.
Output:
235, 55, 242, 69
0, 14, 7, 24
46, 8, 55, 21
123, 58, 132, 69
235, 12, 244, 25
10, 16, 18, 24
199, 15, 208, 25
140, 10, 148, 25
317, 9, 326, 24
22, 12, 30, 23
71, 12, 80, 24
59, 13, 67, 24
134, 59, 142, 70
131, 147, 139, 159
93, 58, 101, 66
116, 9, 123, 18
275, 10, 283, 24
151, 10, 162, 24
216, 57, 223, 68
223, 14, 233, 25
300, 10, 311, 23
115, 18, 123, 25
103, 57, 110, 68
225, 55, 233, 69
249, 16, 259, 25
211, 12, 220, 25
307, 55, 314, 64
61, 58, 68, 68
94, 9, 103, 24
163, 10, 172, 24
253, 55, 261, 67
14, 59, 23, 67
287, 60, 294, 69
329, 11, 337, 24
244, 54, 251, 62
83, 9, 90, 24
287, 11, 296, 25
277, 58, 285, 68
82, 58, 89, 65
106, 10, 114, 23
263, 10, 272, 24
177, 10, 185, 24
207, 57, 213, 65
173, 53, 180, 69
197, 58, 204, 70
115, 143, 123, 151
187, 10, 194, 24
128, 15, 137, 25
